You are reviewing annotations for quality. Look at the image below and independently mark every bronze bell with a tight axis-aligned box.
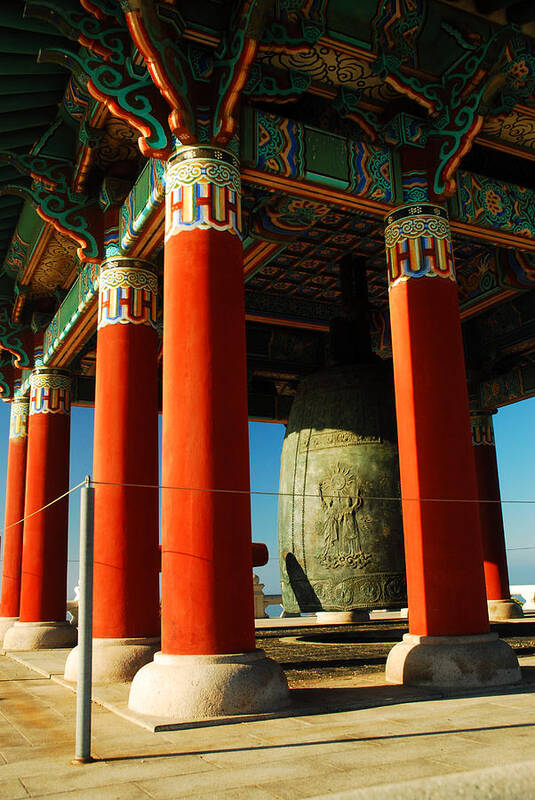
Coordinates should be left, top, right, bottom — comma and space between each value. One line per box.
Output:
277, 258, 406, 614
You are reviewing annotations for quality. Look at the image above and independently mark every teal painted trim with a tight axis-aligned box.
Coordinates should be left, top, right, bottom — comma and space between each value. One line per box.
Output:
31, 118, 64, 157
329, 32, 372, 51
2, 201, 45, 279
241, 106, 535, 245
120, 159, 165, 253
454, 170, 535, 242
304, 171, 350, 190
304, 126, 349, 185
14, 369, 31, 399
25, 222, 47, 270
242, 105, 394, 204
42, 261, 99, 364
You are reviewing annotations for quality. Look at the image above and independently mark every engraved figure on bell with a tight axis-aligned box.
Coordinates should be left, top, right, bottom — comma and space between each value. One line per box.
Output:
317, 464, 371, 569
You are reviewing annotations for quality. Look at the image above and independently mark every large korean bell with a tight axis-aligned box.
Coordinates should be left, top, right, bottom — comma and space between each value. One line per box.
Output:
278, 257, 406, 614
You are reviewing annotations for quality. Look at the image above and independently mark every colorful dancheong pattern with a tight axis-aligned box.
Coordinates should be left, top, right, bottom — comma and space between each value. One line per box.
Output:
470, 412, 495, 447
9, 398, 29, 439
29, 370, 71, 416
165, 146, 242, 241
98, 258, 158, 330
120, 159, 165, 252
384, 204, 455, 288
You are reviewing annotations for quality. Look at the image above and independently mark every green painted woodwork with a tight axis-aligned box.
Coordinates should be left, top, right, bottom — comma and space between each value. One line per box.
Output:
120, 159, 165, 252
0, 74, 66, 95
0, 109, 56, 135
477, 356, 535, 409
0, 5, 72, 268
43, 261, 99, 364
305, 128, 349, 189
0, 54, 66, 75
0, 305, 31, 369
454, 171, 535, 241
0, 6, 71, 37
0, 0, 532, 403
242, 106, 395, 204
0, 197, 18, 209
0, 130, 47, 150
0, 92, 61, 114
262, 0, 328, 49
2, 202, 45, 280
0, 30, 64, 56
17, 203, 46, 248
0, 206, 19, 221
14, 369, 31, 400
326, 0, 379, 41
32, 119, 77, 161
0, 166, 22, 180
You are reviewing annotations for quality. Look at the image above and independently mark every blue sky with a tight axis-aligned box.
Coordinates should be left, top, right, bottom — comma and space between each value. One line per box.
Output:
0, 395, 533, 602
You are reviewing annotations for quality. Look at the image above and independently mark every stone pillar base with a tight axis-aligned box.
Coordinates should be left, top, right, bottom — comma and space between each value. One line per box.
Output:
316, 610, 369, 624
3, 620, 76, 651
488, 599, 524, 621
0, 616, 18, 644
64, 637, 160, 684
128, 649, 290, 720
386, 632, 521, 689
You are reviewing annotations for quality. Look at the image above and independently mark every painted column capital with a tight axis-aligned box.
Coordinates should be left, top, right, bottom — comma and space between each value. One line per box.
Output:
165, 145, 242, 241
29, 368, 71, 416
9, 397, 29, 439
98, 256, 158, 330
384, 203, 455, 289
469, 409, 497, 447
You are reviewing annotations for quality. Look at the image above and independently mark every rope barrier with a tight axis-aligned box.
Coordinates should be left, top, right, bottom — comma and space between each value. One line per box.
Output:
0, 479, 87, 536
0, 478, 531, 549
90, 479, 535, 505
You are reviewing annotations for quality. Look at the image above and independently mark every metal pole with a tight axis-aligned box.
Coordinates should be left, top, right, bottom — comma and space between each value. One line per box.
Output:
72, 475, 94, 765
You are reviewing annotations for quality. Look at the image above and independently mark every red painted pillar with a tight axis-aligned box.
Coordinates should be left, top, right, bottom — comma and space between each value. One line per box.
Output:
65, 256, 161, 682
4, 369, 75, 650
93, 255, 160, 639
383, 204, 519, 687
129, 145, 288, 718
470, 410, 521, 620
162, 146, 254, 656
0, 398, 29, 639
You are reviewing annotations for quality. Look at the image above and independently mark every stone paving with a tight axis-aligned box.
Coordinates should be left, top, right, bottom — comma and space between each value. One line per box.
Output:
1, 639, 535, 799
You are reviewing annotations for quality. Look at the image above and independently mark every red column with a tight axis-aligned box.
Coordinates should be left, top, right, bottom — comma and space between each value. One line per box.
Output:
383, 204, 519, 687
65, 255, 161, 681
471, 410, 520, 617
92, 256, 160, 639
4, 369, 75, 649
161, 146, 254, 656
129, 145, 288, 718
0, 398, 29, 630
386, 204, 489, 635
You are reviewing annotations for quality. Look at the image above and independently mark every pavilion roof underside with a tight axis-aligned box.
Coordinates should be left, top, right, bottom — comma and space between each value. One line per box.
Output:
0, 2, 73, 270
0, 0, 534, 409
242, 201, 503, 316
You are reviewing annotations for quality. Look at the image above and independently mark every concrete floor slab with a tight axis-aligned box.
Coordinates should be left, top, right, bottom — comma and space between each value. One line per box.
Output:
318, 760, 535, 800
135, 758, 343, 799
187, 787, 279, 800
2, 637, 535, 798
0, 776, 28, 798
29, 783, 152, 799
